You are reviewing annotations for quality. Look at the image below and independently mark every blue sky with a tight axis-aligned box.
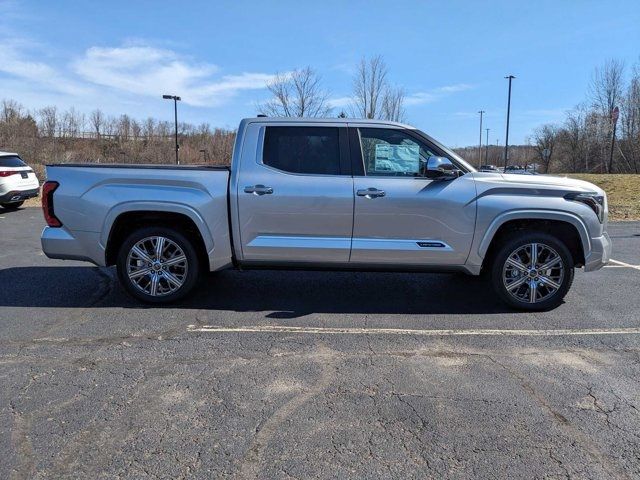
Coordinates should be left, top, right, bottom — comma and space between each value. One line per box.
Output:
1, 0, 639, 146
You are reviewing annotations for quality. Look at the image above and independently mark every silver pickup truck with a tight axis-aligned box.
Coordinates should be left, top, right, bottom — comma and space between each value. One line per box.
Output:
41, 117, 611, 310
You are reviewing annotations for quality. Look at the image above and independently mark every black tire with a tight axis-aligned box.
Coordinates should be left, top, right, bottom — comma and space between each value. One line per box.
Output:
490, 231, 574, 311
1, 201, 24, 210
116, 226, 201, 304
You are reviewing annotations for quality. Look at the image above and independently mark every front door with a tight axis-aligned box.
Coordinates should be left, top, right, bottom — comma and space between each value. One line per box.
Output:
236, 123, 353, 264
350, 126, 477, 266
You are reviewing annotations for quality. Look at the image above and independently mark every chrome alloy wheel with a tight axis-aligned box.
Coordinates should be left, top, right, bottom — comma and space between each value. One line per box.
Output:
126, 236, 188, 297
502, 242, 565, 304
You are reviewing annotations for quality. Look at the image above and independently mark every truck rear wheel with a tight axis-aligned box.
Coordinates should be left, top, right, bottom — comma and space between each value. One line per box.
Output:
116, 226, 200, 304
491, 231, 574, 311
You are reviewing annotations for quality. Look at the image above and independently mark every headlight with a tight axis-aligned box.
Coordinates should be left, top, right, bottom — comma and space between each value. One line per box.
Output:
564, 192, 605, 223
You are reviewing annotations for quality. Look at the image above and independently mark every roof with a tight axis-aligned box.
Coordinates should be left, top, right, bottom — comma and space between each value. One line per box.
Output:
0, 151, 19, 157
242, 117, 415, 129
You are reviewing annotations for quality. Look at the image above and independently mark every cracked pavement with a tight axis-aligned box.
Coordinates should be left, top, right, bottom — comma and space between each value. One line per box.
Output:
1, 208, 640, 479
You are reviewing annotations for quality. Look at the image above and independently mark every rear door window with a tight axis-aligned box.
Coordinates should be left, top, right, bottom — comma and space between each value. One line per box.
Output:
263, 126, 341, 175
0, 156, 27, 168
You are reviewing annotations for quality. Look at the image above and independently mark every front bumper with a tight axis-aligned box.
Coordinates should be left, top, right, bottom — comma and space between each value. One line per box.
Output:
0, 187, 39, 203
584, 231, 612, 272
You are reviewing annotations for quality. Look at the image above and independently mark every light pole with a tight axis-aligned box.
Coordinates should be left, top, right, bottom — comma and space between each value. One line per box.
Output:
477, 110, 485, 168
162, 94, 181, 165
503, 75, 515, 171
608, 106, 619, 173
485, 128, 490, 165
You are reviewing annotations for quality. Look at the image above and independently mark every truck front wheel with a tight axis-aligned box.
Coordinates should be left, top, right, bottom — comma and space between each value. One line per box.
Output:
491, 231, 574, 311
116, 226, 200, 304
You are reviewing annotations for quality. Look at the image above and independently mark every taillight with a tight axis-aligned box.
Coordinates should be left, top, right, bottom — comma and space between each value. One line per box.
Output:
0, 170, 20, 177
42, 181, 62, 227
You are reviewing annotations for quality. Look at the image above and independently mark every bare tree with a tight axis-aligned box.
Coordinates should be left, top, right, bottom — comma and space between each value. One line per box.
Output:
38, 106, 58, 137
117, 114, 131, 139
352, 55, 388, 119
589, 59, 625, 172
558, 107, 589, 173
259, 67, 331, 117
351, 55, 406, 121
143, 117, 156, 139
381, 86, 406, 122
90, 109, 104, 138
531, 124, 559, 173
61, 107, 85, 138
619, 61, 640, 173
1, 99, 24, 123
131, 119, 142, 141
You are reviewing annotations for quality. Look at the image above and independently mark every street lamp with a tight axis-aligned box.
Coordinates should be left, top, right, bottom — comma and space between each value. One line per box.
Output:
503, 75, 515, 171
477, 110, 485, 168
162, 94, 181, 165
485, 128, 490, 165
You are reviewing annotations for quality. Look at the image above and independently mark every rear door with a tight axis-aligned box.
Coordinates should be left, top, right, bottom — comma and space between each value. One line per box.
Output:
349, 125, 477, 266
236, 122, 354, 264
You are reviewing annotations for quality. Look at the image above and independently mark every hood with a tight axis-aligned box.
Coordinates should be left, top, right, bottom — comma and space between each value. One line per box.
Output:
472, 172, 605, 195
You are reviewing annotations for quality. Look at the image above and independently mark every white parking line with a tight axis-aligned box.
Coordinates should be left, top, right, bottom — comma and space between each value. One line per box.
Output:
187, 325, 640, 337
609, 259, 640, 270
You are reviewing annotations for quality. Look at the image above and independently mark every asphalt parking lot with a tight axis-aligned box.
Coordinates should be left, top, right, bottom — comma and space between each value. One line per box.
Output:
1, 207, 639, 479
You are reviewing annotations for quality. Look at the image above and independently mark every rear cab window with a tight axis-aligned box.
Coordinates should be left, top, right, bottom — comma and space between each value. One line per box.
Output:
263, 126, 341, 175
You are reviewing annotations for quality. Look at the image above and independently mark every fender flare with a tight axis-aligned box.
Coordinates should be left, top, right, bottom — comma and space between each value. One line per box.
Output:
100, 201, 215, 255
478, 209, 591, 259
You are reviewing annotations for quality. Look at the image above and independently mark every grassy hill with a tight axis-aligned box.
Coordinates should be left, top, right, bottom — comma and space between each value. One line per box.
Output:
562, 174, 640, 221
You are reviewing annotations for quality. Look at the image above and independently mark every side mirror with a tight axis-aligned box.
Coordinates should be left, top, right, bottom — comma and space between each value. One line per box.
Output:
426, 156, 459, 180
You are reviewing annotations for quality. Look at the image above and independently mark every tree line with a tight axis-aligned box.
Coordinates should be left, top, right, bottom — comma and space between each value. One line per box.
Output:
0, 99, 236, 178
527, 59, 640, 174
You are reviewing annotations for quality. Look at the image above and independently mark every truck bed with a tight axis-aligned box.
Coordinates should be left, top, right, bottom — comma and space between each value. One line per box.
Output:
42, 163, 233, 270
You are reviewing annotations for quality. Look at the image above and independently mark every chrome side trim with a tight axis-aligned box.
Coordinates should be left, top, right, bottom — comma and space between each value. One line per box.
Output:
247, 235, 351, 249
352, 238, 453, 251
247, 235, 453, 252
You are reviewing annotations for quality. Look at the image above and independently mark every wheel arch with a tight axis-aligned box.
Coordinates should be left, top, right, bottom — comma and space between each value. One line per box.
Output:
479, 211, 589, 271
104, 206, 211, 269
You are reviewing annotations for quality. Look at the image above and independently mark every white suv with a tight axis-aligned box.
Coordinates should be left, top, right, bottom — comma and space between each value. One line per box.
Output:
0, 152, 40, 210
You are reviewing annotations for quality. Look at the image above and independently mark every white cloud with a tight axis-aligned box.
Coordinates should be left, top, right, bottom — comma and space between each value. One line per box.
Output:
329, 83, 474, 109
432, 83, 474, 94
73, 45, 274, 107
404, 92, 439, 106
405, 83, 474, 106
327, 96, 353, 108
0, 39, 92, 96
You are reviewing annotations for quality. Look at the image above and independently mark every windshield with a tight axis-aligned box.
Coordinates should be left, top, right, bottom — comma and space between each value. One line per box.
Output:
0, 156, 27, 168
413, 130, 476, 172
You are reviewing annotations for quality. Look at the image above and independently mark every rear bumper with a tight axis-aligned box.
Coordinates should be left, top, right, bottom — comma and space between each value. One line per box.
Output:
0, 187, 39, 203
584, 231, 612, 272
41, 226, 105, 266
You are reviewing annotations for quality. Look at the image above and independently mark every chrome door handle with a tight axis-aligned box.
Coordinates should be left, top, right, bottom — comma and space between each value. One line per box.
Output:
244, 184, 273, 195
357, 188, 386, 198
